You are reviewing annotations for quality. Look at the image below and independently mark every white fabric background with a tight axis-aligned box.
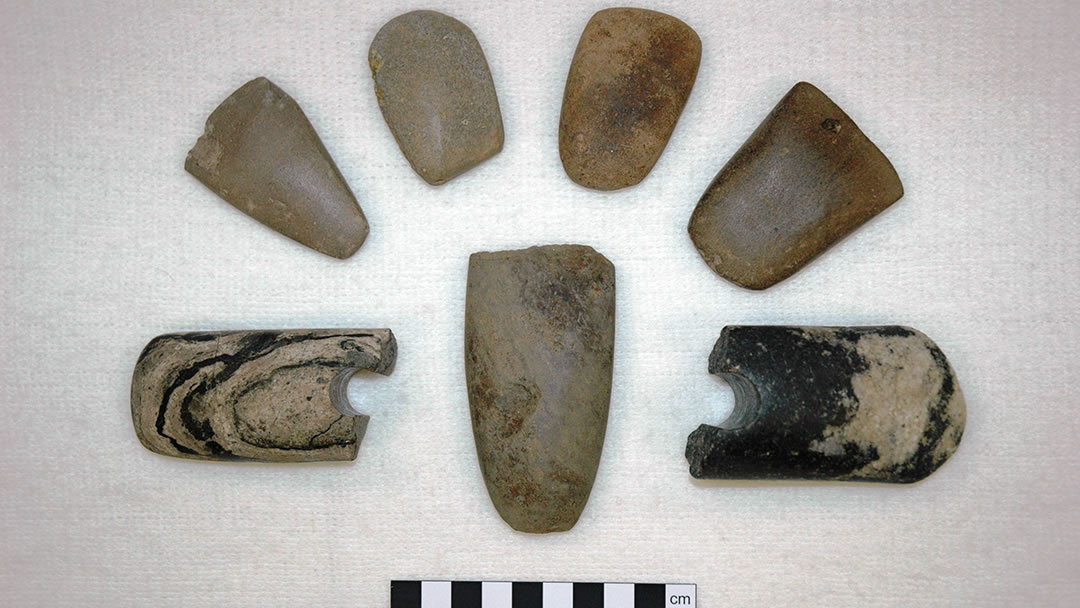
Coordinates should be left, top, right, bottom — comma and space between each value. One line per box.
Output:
1, 0, 1078, 605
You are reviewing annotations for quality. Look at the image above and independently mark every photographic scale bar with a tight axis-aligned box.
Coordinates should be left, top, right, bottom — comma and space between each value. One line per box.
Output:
390, 581, 696, 608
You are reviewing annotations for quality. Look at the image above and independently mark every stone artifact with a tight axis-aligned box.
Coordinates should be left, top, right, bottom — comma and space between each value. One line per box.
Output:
369, 10, 504, 185
686, 326, 965, 483
186, 77, 370, 259
688, 82, 904, 289
559, 8, 701, 190
131, 329, 396, 462
465, 245, 615, 533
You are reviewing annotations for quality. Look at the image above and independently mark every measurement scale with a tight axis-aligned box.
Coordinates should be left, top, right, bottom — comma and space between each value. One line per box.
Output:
390, 581, 696, 607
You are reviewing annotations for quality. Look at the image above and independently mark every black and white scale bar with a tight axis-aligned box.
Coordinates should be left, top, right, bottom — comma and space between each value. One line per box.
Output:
390, 581, 695, 608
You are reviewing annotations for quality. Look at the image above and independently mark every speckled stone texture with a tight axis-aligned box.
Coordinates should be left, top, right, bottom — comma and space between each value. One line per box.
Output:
369, 10, 503, 185
688, 82, 904, 289
132, 329, 396, 462
186, 77, 369, 259
465, 245, 615, 533
686, 326, 965, 483
559, 8, 701, 191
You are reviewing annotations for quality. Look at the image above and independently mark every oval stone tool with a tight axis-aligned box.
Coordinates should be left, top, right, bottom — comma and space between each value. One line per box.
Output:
685, 326, 965, 483
465, 245, 615, 533
131, 329, 396, 462
688, 82, 904, 289
369, 10, 504, 185
186, 77, 370, 259
559, 8, 701, 190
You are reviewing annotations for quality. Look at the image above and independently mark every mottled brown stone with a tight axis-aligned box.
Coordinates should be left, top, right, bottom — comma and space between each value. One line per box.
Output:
465, 245, 615, 533
131, 329, 396, 462
688, 82, 904, 289
559, 8, 701, 190
186, 78, 369, 259
369, 10, 504, 185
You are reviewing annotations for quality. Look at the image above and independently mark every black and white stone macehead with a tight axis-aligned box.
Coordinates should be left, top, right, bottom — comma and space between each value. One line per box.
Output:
686, 326, 966, 483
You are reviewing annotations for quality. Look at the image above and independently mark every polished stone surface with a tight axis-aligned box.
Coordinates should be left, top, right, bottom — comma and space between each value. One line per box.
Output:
465, 245, 615, 533
132, 329, 396, 462
688, 82, 904, 289
186, 77, 369, 259
559, 8, 700, 190
369, 10, 503, 185
686, 326, 965, 483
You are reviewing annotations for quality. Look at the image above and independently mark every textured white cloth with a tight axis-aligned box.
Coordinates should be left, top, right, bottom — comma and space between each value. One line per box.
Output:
1, 1, 1078, 605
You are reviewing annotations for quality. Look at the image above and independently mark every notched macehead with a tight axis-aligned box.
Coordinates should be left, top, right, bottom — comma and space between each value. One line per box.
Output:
131, 328, 396, 462
686, 325, 965, 483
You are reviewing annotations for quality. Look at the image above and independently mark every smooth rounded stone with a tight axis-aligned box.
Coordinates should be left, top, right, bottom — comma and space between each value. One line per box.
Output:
559, 8, 701, 190
685, 326, 966, 483
131, 329, 396, 462
369, 10, 504, 185
465, 245, 615, 533
688, 82, 904, 289
186, 77, 369, 259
